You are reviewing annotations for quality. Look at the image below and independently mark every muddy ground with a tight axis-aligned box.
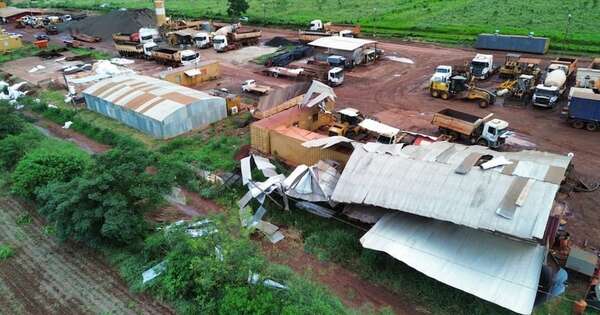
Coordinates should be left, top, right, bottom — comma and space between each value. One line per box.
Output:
0, 197, 174, 315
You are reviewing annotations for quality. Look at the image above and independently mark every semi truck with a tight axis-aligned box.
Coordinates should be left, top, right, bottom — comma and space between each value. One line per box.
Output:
432, 108, 511, 148
299, 20, 360, 42
532, 57, 578, 108
113, 29, 157, 45
469, 54, 495, 80
263, 65, 344, 86
563, 87, 600, 131
152, 48, 200, 67
115, 41, 157, 59
193, 31, 212, 48
213, 27, 261, 52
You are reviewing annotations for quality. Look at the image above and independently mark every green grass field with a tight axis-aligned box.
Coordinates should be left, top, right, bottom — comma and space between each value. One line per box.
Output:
27, 0, 600, 54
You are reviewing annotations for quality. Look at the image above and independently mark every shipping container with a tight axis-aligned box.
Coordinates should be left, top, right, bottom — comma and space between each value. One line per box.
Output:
475, 34, 549, 55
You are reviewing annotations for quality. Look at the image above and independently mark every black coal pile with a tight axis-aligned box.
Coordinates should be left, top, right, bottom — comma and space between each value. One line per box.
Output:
58, 9, 156, 41
265, 36, 301, 47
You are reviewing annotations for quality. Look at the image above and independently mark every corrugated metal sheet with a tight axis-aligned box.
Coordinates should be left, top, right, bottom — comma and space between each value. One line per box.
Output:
475, 34, 550, 54
83, 75, 227, 139
361, 212, 544, 315
332, 141, 571, 241
309, 36, 375, 51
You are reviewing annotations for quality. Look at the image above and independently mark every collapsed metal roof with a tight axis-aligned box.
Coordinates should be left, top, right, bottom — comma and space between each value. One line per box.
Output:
361, 212, 545, 314
331, 141, 572, 241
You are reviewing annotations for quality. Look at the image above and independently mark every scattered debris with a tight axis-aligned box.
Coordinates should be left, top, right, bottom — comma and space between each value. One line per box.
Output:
62, 121, 73, 129
142, 261, 167, 284
28, 65, 46, 73
0, 81, 28, 101
387, 56, 415, 64
248, 271, 288, 290
295, 201, 335, 218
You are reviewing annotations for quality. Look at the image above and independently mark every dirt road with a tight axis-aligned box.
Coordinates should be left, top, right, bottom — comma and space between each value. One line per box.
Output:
0, 197, 173, 315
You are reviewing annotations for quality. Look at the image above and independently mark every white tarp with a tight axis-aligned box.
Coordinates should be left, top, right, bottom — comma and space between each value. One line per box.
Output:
361, 212, 545, 315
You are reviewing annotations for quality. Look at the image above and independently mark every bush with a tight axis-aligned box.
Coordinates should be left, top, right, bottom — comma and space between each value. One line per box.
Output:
11, 143, 91, 198
0, 128, 43, 170
0, 244, 14, 260
0, 100, 26, 139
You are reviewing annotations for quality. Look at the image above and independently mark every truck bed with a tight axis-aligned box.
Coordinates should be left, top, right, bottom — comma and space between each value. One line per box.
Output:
438, 108, 481, 123
432, 109, 485, 136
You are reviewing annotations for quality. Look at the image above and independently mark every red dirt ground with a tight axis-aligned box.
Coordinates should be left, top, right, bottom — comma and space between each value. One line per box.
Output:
0, 197, 174, 315
259, 227, 425, 315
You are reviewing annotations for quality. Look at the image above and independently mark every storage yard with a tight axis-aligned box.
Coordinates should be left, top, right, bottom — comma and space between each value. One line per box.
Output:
1, 2, 600, 315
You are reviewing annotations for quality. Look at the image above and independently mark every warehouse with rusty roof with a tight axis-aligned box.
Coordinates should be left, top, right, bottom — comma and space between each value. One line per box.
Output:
82, 75, 227, 139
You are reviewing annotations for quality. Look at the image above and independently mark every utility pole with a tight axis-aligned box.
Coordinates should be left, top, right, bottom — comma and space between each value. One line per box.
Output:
564, 13, 572, 43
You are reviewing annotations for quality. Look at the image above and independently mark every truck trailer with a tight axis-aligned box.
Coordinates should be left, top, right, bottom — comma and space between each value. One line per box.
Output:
563, 87, 600, 131
114, 42, 157, 59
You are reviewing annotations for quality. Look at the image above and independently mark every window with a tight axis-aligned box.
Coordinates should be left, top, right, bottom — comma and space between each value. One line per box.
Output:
488, 126, 497, 135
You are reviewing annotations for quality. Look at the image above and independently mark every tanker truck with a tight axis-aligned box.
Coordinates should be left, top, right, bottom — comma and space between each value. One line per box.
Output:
532, 57, 577, 108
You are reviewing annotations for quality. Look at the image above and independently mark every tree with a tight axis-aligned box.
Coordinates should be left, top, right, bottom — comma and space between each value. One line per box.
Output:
0, 128, 43, 170
227, 0, 249, 19
11, 144, 90, 198
0, 101, 25, 139
36, 146, 172, 246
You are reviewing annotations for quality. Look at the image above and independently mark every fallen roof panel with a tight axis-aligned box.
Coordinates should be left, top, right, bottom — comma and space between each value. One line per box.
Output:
332, 141, 571, 240
361, 212, 545, 314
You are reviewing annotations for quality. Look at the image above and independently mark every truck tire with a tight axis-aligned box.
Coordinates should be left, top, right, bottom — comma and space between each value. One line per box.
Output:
431, 90, 440, 98
477, 139, 489, 147
571, 120, 584, 129
440, 92, 449, 100
585, 122, 598, 132
478, 99, 489, 108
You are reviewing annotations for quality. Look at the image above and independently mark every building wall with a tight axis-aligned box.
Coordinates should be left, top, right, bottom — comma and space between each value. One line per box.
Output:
84, 93, 227, 139
0, 34, 22, 52
159, 62, 220, 87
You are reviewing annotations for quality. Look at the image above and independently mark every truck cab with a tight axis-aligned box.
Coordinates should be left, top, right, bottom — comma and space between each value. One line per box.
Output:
478, 119, 511, 148
338, 30, 354, 38
533, 84, 560, 107
194, 32, 211, 48
328, 67, 345, 87
470, 54, 494, 80
431, 65, 452, 83
309, 20, 323, 31
143, 42, 158, 57
213, 35, 228, 52
139, 28, 159, 44
180, 50, 200, 66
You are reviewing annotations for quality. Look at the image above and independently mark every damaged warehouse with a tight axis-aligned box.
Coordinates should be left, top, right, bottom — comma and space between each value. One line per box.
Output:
82, 75, 227, 139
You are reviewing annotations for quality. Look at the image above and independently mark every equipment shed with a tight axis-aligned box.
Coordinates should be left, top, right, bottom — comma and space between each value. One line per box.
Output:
308, 36, 377, 66
83, 75, 227, 139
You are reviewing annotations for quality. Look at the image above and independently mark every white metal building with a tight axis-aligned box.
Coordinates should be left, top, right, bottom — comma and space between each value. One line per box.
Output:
83, 75, 227, 139
308, 36, 377, 66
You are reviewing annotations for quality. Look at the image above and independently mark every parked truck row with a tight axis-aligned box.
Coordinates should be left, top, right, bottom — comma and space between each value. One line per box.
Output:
299, 20, 360, 43
112, 31, 199, 66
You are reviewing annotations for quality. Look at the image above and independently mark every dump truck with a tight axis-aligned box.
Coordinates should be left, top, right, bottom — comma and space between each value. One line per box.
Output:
241, 80, 271, 95
576, 58, 600, 89
263, 67, 305, 78
72, 33, 101, 43
532, 57, 578, 108
152, 48, 200, 67
115, 41, 157, 59
470, 54, 495, 80
499, 53, 522, 79
563, 88, 600, 131
112, 29, 155, 45
430, 75, 496, 108
213, 27, 261, 52
302, 61, 345, 86
328, 108, 364, 137
432, 108, 511, 148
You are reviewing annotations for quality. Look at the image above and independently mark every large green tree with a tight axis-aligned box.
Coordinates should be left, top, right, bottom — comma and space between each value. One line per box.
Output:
36, 146, 172, 246
227, 0, 249, 19
11, 144, 90, 198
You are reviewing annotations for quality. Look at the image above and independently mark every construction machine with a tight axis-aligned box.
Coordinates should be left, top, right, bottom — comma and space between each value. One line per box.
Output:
497, 74, 536, 102
430, 75, 496, 108
432, 109, 511, 149
499, 53, 523, 79
328, 108, 364, 138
